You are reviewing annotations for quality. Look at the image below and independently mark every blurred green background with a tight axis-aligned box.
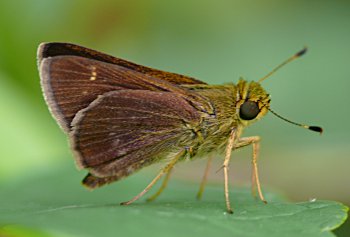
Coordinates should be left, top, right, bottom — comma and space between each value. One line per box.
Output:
0, 0, 349, 236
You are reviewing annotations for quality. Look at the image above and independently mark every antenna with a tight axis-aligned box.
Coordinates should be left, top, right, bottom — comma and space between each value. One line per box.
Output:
258, 47, 307, 83
268, 108, 323, 134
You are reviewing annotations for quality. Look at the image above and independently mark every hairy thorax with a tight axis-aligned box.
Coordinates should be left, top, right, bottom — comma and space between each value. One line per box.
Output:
181, 84, 241, 158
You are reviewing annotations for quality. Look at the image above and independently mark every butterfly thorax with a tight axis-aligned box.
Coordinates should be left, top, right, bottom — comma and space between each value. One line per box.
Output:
182, 80, 270, 157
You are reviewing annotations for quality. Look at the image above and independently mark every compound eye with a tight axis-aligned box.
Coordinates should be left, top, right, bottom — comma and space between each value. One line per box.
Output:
239, 101, 260, 120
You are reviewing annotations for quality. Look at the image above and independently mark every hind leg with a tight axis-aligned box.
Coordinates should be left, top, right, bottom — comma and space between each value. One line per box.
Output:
120, 149, 186, 206
146, 166, 174, 202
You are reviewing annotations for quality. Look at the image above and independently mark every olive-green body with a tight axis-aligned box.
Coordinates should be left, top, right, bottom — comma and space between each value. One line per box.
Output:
179, 80, 270, 158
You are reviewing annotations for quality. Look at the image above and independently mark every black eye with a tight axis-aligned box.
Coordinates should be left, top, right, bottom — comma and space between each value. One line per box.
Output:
239, 101, 260, 120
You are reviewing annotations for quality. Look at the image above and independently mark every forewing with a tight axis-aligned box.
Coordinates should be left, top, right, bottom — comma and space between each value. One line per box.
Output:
38, 42, 207, 85
39, 55, 211, 133
70, 90, 201, 178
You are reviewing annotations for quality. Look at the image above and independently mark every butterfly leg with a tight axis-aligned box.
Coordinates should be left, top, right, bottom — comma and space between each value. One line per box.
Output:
233, 136, 267, 204
120, 149, 186, 206
223, 130, 237, 214
196, 156, 213, 200
146, 166, 174, 202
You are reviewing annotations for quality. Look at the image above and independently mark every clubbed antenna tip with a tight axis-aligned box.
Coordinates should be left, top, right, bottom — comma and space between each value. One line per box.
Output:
258, 46, 308, 83
269, 108, 323, 135
296, 47, 308, 58
308, 126, 323, 134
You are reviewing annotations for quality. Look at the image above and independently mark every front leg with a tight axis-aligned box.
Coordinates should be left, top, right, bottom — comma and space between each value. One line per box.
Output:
223, 130, 237, 214
234, 136, 267, 204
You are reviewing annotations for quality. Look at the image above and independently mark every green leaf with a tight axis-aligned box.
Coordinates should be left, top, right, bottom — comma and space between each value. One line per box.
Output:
0, 166, 347, 237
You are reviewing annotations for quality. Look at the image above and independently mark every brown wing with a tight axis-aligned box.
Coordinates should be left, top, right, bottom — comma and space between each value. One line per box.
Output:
70, 90, 201, 179
38, 42, 207, 85
39, 55, 212, 133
